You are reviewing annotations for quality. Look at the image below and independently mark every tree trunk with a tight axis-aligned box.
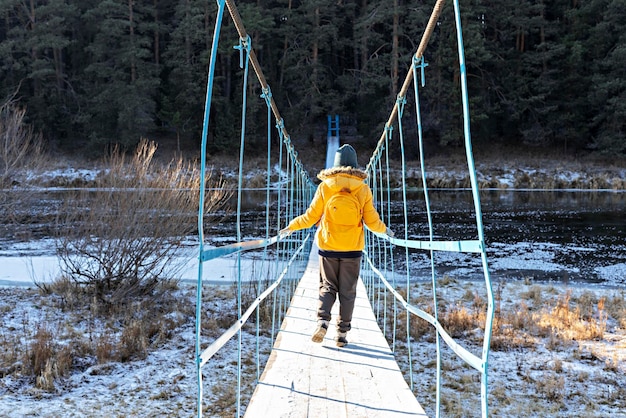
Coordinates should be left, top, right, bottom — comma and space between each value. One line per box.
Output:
312, 7, 319, 68
539, 1, 548, 73
391, 0, 399, 95
186, 0, 191, 64
279, 0, 293, 89
129, 0, 136, 82
516, 28, 525, 52
359, 0, 368, 94
153, 0, 160, 65
53, 48, 64, 90
29, 0, 40, 96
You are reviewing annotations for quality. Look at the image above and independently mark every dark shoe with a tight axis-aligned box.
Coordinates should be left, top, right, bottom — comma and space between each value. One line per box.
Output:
335, 331, 348, 347
311, 323, 328, 343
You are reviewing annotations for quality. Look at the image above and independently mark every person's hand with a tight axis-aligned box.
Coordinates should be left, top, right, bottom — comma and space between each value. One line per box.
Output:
279, 227, 292, 239
385, 227, 395, 238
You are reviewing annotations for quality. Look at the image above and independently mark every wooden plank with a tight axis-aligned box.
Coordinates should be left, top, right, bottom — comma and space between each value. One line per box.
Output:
244, 245, 428, 418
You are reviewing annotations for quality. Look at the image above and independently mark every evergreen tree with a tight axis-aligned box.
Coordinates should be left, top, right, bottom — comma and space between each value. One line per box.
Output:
0, 0, 622, 157
352, 0, 409, 142
272, 0, 342, 133
81, 0, 160, 151
0, 0, 79, 147
161, 0, 217, 152
587, 0, 626, 154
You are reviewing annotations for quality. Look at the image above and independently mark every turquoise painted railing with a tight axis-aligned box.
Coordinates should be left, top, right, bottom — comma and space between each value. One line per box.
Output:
194, 1, 314, 417
195, 0, 493, 417
362, 0, 494, 417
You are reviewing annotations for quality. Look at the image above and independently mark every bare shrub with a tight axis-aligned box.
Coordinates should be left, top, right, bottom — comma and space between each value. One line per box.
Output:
0, 96, 47, 224
55, 139, 229, 304
0, 97, 44, 188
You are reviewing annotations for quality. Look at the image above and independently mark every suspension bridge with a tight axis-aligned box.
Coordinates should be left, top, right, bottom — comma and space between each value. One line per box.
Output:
195, 0, 494, 417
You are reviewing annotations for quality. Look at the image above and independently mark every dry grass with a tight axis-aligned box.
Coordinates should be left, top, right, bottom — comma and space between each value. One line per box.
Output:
13, 322, 80, 391
605, 291, 626, 328
1, 283, 198, 393
376, 280, 626, 417
480, 284, 609, 353
537, 290, 607, 341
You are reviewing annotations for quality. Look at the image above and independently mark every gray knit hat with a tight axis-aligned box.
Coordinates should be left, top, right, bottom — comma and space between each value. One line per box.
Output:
333, 144, 359, 168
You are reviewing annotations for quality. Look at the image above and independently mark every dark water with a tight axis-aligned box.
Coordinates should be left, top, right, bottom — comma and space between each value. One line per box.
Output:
220, 189, 626, 286
2, 189, 625, 286
415, 190, 626, 285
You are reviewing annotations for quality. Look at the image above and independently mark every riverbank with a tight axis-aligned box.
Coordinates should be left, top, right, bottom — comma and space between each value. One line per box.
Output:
7, 146, 626, 191
217, 144, 626, 189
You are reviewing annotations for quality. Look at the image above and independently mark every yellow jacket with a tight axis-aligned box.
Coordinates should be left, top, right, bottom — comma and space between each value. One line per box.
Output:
286, 167, 386, 252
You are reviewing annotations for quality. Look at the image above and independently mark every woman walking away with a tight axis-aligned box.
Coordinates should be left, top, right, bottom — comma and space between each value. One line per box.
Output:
280, 144, 393, 347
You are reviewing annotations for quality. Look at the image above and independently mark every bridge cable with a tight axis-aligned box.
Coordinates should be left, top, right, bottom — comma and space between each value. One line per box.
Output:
195, 0, 227, 414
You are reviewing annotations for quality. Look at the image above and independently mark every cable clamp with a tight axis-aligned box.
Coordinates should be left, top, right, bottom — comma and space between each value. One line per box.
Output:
413, 55, 428, 87
396, 95, 406, 117
234, 35, 252, 68
276, 118, 285, 131
261, 86, 273, 107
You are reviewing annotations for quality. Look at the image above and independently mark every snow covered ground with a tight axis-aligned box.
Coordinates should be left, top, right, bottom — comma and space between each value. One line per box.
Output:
2, 227, 626, 417
1, 258, 625, 417
1, 162, 626, 417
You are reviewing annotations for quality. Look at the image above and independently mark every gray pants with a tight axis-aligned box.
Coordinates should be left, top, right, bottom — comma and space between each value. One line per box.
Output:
317, 256, 362, 333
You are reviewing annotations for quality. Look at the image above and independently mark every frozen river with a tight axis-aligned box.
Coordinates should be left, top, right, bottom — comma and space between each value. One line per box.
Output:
1, 189, 625, 287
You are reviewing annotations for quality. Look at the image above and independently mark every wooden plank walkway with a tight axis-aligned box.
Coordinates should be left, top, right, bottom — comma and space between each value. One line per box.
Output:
244, 244, 427, 417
